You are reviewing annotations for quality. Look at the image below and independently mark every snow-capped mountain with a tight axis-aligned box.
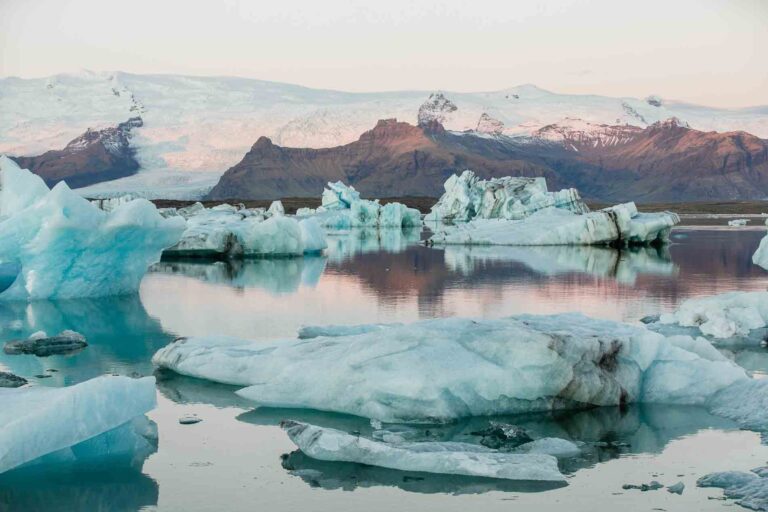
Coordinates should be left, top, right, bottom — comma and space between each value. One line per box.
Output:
1, 70, 767, 198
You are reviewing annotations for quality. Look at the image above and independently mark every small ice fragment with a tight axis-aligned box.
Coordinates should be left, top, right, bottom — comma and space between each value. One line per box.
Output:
667, 481, 685, 494
179, 414, 203, 425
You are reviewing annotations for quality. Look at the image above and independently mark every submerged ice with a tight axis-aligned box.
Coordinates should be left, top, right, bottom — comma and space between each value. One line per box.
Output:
281, 420, 565, 482
0, 157, 185, 300
0, 376, 156, 474
153, 313, 748, 423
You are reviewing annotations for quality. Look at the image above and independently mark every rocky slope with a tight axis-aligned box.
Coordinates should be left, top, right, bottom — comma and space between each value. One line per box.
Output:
208, 118, 768, 202
12, 117, 143, 188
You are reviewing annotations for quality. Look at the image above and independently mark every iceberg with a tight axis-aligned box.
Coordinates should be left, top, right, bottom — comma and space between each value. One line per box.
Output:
653, 291, 768, 342
0, 157, 185, 300
0, 376, 156, 474
153, 313, 747, 423
300, 181, 422, 230
728, 218, 749, 227
429, 202, 678, 247
424, 170, 588, 223
281, 420, 565, 482
162, 204, 327, 258
754, 219, 768, 270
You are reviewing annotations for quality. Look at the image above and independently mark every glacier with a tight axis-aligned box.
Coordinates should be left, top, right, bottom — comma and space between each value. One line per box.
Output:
152, 313, 748, 423
0, 157, 185, 300
161, 202, 327, 258
298, 181, 422, 230
281, 420, 565, 482
0, 375, 156, 474
426, 171, 678, 247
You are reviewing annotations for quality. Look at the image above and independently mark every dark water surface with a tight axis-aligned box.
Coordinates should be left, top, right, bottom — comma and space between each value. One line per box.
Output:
2, 227, 768, 511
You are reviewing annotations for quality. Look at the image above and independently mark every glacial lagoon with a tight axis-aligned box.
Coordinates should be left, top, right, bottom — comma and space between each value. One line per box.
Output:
2, 226, 768, 511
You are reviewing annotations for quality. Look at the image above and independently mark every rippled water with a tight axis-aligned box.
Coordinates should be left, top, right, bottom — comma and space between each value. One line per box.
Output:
1, 226, 767, 511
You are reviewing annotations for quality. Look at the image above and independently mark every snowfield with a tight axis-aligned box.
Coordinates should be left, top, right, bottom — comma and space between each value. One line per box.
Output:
2, 71, 766, 198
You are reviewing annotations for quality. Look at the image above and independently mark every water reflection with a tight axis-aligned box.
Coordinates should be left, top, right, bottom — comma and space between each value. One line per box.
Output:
151, 256, 327, 294
0, 294, 173, 385
239, 403, 737, 494
443, 245, 676, 284
0, 417, 159, 512
325, 228, 423, 263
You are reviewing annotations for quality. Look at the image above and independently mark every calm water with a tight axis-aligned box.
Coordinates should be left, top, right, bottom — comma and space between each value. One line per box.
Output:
2, 226, 768, 512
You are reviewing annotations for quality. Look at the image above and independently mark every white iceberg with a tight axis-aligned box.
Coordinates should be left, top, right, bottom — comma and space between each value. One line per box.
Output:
300, 181, 422, 230
0, 157, 185, 300
281, 420, 565, 482
655, 291, 768, 341
728, 218, 749, 227
163, 204, 326, 258
424, 170, 588, 223
429, 202, 678, 247
153, 313, 747, 423
753, 219, 768, 270
0, 375, 156, 474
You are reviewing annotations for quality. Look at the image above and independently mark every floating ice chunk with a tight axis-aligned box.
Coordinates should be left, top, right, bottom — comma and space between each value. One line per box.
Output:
281, 420, 566, 482
429, 204, 677, 247
380, 202, 422, 228
708, 379, 768, 432
322, 181, 360, 210
0, 371, 27, 388
666, 481, 685, 494
311, 181, 421, 229
153, 313, 747, 422
4, 329, 87, 356
728, 219, 749, 227
698, 469, 768, 511
164, 206, 326, 258
0, 159, 185, 300
0, 376, 156, 474
268, 200, 285, 216
424, 170, 588, 223
656, 291, 768, 341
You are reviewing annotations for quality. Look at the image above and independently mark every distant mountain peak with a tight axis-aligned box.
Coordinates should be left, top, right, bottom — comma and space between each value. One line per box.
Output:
417, 92, 458, 127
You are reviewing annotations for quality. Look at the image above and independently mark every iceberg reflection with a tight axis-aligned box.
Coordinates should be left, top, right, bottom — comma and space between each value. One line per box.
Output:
442, 244, 677, 284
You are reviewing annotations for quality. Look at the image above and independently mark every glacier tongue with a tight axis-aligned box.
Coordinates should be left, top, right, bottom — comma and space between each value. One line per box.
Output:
0, 376, 157, 474
152, 313, 747, 423
281, 420, 566, 482
0, 158, 185, 300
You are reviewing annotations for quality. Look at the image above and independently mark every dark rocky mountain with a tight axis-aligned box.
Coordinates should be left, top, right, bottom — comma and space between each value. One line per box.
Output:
208, 117, 768, 202
12, 117, 143, 188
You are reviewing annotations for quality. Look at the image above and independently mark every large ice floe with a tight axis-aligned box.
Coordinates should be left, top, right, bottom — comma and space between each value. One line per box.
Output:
161, 202, 327, 258
426, 171, 679, 246
281, 420, 565, 482
0, 157, 185, 300
0, 375, 156, 474
698, 467, 768, 511
153, 313, 749, 423
297, 181, 422, 230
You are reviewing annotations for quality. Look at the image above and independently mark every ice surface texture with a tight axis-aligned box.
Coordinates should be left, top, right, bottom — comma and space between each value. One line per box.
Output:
153, 313, 747, 423
0, 157, 185, 300
0, 376, 156, 474
281, 420, 565, 482
698, 467, 768, 511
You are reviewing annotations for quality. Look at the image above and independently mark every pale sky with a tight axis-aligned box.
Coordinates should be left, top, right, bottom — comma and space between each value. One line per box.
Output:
1, 0, 766, 108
